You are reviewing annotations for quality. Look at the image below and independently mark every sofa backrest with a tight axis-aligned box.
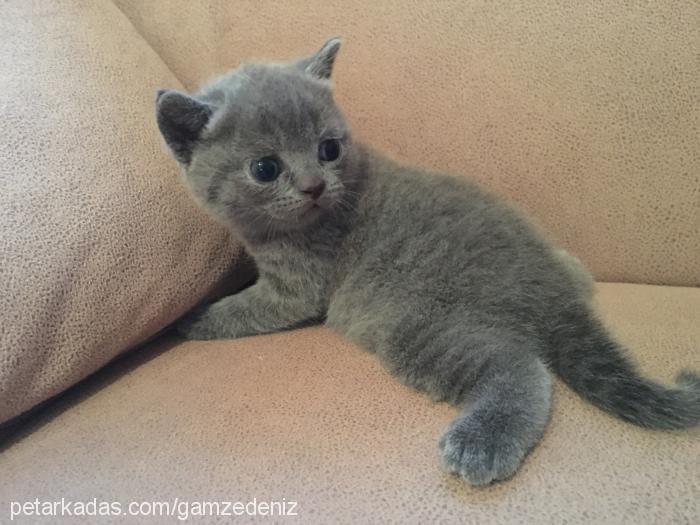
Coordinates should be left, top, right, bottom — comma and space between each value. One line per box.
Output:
115, 0, 699, 286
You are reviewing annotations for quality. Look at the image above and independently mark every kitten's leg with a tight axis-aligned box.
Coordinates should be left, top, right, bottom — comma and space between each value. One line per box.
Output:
176, 277, 322, 340
439, 349, 552, 485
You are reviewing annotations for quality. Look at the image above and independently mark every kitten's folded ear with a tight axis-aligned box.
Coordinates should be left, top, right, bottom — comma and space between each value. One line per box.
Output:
155, 89, 213, 164
297, 37, 342, 80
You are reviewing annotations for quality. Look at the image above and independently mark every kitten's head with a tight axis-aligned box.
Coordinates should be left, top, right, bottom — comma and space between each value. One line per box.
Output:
155, 38, 359, 239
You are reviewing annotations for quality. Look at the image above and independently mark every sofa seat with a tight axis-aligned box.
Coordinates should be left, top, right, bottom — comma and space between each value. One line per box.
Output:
2, 282, 698, 524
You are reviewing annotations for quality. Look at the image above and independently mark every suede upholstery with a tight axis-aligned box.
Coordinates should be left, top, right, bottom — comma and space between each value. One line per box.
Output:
1, 1, 699, 523
2, 284, 699, 523
0, 1, 243, 424
115, 0, 700, 286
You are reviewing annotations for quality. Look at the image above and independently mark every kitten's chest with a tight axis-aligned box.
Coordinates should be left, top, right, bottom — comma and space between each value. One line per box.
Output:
255, 238, 342, 298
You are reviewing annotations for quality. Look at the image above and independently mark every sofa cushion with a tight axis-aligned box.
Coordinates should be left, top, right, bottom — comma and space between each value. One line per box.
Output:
1, 283, 697, 523
113, 0, 700, 286
0, 1, 246, 424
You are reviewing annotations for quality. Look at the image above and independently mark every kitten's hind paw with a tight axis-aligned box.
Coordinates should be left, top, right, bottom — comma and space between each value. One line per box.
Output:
439, 420, 527, 486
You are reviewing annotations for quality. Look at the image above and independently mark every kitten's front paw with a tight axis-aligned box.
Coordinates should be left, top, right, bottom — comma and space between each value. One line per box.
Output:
174, 306, 219, 340
439, 419, 526, 486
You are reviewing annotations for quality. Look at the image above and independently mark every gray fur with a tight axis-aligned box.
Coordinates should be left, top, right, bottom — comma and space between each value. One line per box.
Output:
156, 39, 700, 485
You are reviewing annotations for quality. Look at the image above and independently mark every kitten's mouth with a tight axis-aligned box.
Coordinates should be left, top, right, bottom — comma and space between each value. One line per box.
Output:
301, 202, 323, 216
296, 196, 337, 222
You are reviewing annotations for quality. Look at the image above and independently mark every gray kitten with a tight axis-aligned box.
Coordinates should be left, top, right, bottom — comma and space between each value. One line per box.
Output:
156, 39, 699, 485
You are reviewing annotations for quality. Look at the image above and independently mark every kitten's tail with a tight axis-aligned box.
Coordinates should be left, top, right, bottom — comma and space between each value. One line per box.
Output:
547, 306, 700, 430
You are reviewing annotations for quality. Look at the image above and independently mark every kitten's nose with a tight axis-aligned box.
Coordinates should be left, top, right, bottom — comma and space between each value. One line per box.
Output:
298, 176, 326, 200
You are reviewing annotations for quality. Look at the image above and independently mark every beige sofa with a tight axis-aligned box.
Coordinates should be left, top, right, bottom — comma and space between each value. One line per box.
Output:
1, 1, 698, 523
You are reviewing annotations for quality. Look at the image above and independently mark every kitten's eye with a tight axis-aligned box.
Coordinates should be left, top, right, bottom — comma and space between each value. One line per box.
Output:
250, 157, 280, 182
318, 139, 341, 162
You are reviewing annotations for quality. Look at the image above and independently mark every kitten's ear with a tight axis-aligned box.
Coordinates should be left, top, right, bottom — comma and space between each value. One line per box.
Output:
297, 37, 342, 80
155, 89, 213, 164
